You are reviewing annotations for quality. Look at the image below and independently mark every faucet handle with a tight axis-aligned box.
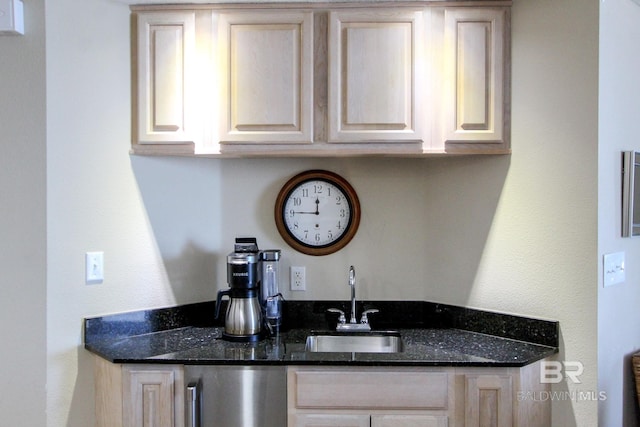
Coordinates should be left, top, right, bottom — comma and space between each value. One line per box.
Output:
360, 309, 379, 325
327, 308, 346, 324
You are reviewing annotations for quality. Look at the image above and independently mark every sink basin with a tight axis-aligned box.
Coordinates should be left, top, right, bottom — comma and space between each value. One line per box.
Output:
305, 332, 403, 353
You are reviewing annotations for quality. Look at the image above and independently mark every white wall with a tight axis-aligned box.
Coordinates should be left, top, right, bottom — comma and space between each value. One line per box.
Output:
45, 1, 177, 425
599, 0, 640, 425
7, 0, 597, 425
0, 0, 47, 425
490, 1, 599, 424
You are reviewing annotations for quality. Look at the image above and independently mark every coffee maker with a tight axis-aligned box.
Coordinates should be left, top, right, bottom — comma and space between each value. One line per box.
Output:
215, 238, 263, 342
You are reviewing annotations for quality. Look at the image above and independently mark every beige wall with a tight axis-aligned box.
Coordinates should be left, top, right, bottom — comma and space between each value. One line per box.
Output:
0, 0, 47, 425
599, 0, 640, 426
0, 0, 603, 425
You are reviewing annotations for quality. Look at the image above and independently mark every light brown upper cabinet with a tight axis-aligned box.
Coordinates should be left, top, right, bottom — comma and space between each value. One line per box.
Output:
131, 3, 511, 157
217, 11, 314, 145
134, 11, 197, 149
437, 7, 509, 153
327, 10, 425, 145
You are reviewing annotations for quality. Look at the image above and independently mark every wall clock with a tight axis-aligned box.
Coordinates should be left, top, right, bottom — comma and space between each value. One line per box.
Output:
275, 170, 361, 256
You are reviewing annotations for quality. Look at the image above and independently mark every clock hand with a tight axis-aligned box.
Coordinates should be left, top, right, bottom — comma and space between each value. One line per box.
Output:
292, 198, 321, 215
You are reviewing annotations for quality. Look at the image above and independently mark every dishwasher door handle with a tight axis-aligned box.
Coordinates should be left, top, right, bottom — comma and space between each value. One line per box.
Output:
186, 381, 201, 427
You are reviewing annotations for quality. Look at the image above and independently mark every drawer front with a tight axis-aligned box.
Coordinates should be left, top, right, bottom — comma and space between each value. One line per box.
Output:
293, 369, 449, 410
371, 415, 448, 427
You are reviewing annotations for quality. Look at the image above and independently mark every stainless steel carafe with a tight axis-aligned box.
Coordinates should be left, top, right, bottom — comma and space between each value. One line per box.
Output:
215, 238, 263, 342
216, 289, 262, 338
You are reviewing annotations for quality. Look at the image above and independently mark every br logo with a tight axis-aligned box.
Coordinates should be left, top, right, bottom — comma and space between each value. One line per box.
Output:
540, 361, 584, 384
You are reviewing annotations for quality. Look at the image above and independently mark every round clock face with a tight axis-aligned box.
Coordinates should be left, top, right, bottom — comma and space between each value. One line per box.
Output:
275, 170, 360, 256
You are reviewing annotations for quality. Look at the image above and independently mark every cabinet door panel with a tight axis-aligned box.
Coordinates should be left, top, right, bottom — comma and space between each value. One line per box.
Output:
371, 415, 448, 427
443, 8, 506, 146
345, 25, 409, 126
295, 414, 370, 427
137, 12, 196, 144
328, 10, 424, 143
465, 374, 513, 427
123, 366, 184, 427
219, 12, 313, 144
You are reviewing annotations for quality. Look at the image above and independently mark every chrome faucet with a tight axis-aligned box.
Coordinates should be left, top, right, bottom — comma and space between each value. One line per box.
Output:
328, 266, 379, 332
349, 266, 357, 324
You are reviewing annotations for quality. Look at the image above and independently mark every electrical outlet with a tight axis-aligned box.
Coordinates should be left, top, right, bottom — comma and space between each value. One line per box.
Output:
290, 266, 306, 291
86, 251, 104, 284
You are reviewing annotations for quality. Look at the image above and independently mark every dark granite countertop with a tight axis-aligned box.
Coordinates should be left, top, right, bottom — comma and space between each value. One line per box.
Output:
84, 300, 559, 367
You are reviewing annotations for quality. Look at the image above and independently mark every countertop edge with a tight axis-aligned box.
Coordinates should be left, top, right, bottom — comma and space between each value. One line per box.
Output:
84, 300, 560, 368
84, 326, 559, 368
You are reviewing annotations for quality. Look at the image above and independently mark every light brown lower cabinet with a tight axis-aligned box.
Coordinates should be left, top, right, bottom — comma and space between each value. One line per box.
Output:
93, 356, 549, 427
293, 414, 370, 427
294, 414, 447, 427
94, 357, 184, 427
465, 374, 513, 427
371, 415, 448, 427
288, 363, 550, 427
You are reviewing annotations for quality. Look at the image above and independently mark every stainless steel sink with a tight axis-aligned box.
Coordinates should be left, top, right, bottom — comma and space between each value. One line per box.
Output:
305, 332, 403, 353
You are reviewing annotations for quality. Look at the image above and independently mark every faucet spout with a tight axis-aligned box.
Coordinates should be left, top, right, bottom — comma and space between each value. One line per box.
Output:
328, 265, 378, 332
349, 266, 357, 324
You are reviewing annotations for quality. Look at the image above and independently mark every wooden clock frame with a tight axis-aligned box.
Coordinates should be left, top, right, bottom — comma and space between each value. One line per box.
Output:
274, 170, 361, 256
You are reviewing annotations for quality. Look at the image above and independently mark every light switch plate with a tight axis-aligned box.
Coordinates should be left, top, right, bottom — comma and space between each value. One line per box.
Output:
603, 252, 625, 287
0, 0, 24, 35
86, 252, 104, 284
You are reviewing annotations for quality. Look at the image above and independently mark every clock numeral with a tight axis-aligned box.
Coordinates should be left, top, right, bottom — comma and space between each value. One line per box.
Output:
314, 184, 323, 194
302, 188, 309, 197
315, 233, 321, 242
293, 197, 302, 206
337, 221, 342, 230
335, 196, 342, 205
339, 209, 346, 218
328, 230, 333, 240
289, 209, 296, 217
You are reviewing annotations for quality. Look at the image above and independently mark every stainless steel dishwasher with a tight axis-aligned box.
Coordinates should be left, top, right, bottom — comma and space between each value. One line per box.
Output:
185, 365, 287, 427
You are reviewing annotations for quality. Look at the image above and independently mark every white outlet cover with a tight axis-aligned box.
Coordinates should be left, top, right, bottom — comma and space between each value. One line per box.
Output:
603, 252, 625, 287
290, 266, 306, 291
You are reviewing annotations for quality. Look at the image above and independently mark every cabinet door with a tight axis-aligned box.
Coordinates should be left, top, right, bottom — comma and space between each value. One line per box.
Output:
294, 414, 370, 427
123, 366, 184, 427
442, 8, 507, 149
328, 10, 425, 144
465, 374, 513, 427
136, 12, 197, 145
218, 11, 313, 144
371, 415, 448, 427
